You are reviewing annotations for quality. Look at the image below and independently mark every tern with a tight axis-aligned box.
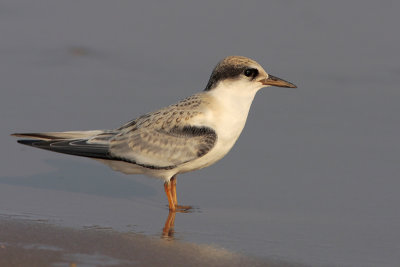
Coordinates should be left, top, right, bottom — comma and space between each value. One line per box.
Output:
12, 56, 296, 211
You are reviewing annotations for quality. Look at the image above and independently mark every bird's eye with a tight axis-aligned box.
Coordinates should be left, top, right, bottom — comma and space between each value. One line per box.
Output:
244, 68, 258, 77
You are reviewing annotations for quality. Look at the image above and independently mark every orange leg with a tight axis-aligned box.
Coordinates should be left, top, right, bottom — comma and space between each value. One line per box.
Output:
164, 176, 192, 212
164, 180, 176, 211
171, 176, 178, 206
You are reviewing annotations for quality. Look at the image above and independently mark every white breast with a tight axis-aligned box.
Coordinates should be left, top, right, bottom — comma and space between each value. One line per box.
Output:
177, 80, 259, 174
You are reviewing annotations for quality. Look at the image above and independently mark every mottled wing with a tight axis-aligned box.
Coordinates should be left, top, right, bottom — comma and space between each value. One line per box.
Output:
110, 125, 216, 169
109, 95, 217, 169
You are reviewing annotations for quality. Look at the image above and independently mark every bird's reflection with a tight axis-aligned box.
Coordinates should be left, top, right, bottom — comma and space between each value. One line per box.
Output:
162, 211, 176, 239
161, 208, 193, 240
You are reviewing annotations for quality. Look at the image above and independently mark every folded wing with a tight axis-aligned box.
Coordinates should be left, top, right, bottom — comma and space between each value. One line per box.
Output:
12, 94, 217, 170
13, 125, 217, 170
110, 125, 217, 169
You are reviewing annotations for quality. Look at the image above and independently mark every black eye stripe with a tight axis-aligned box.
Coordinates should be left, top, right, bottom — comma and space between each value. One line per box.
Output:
205, 65, 259, 91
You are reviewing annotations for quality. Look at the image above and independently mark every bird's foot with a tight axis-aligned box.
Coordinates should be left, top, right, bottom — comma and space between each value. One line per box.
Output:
169, 205, 193, 213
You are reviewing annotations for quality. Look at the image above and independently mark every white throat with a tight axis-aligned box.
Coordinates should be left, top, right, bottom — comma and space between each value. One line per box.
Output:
206, 79, 260, 143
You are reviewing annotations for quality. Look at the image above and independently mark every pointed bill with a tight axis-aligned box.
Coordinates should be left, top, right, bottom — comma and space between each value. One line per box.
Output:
260, 74, 297, 88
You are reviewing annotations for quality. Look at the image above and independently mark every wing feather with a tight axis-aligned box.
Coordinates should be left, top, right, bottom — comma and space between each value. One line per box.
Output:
14, 93, 217, 170
109, 94, 217, 168
17, 139, 111, 159
110, 125, 217, 169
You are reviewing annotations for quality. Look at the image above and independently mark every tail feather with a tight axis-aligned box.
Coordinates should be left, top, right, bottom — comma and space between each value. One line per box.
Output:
17, 139, 111, 160
11, 130, 105, 141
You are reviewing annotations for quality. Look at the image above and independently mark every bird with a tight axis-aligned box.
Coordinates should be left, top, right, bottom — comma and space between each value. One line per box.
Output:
12, 56, 296, 212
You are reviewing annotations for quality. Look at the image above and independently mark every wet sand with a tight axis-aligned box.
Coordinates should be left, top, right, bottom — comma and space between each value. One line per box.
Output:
0, 218, 301, 267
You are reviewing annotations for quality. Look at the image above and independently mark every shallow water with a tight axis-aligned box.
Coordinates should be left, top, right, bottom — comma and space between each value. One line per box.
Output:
1, 1, 400, 266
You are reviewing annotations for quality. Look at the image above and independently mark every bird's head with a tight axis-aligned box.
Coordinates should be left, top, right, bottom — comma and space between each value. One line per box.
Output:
204, 56, 296, 93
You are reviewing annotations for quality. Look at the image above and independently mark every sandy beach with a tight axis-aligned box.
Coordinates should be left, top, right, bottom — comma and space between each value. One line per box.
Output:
0, 217, 300, 267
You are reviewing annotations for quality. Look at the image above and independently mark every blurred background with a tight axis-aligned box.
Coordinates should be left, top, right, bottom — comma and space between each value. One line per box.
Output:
1, 1, 399, 266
